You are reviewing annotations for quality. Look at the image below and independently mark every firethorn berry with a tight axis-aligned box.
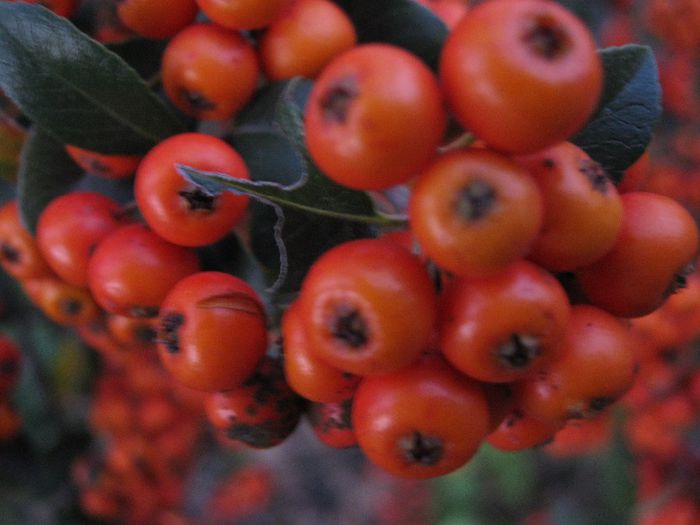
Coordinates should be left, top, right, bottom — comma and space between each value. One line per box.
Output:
203, 356, 304, 448
22, 275, 100, 326
259, 0, 357, 81
307, 399, 357, 449
207, 467, 274, 522
297, 238, 437, 376
87, 223, 200, 317
576, 192, 699, 318
107, 314, 156, 349
65, 145, 142, 180
0, 402, 21, 440
194, 0, 293, 30
517, 304, 638, 423
156, 272, 267, 391
409, 148, 544, 277
76, 317, 130, 363
352, 355, 490, 479
0, 336, 20, 396
482, 382, 517, 432
36, 191, 126, 287
440, 0, 603, 153
116, 0, 198, 40
544, 412, 613, 457
79, 487, 121, 523
162, 24, 260, 121
304, 44, 446, 190
281, 302, 360, 403
514, 142, 623, 272
135, 133, 250, 247
618, 150, 651, 193
439, 260, 571, 383
486, 409, 563, 452
0, 200, 51, 280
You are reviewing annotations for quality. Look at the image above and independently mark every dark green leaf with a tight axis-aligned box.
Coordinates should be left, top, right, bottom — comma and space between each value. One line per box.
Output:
572, 45, 662, 182
73, 173, 134, 205
0, 3, 185, 155
197, 233, 270, 301
250, 202, 370, 295
17, 129, 83, 234
106, 38, 168, 80
228, 128, 303, 187
234, 79, 311, 129
334, 0, 447, 70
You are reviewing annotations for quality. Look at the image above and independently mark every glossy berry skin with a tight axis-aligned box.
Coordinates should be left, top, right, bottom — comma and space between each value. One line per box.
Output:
440, 0, 603, 153
0, 200, 51, 280
281, 302, 360, 403
486, 409, 563, 452
0, 336, 21, 396
87, 224, 200, 317
297, 238, 437, 376
439, 260, 571, 383
117, 0, 198, 39
157, 272, 267, 392
259, 0, 357, 81
65, 145, 142, 180
162, 24, 260, 121
409, 148, 543, 277
22, 276, 101, 326
514, 142, 623, 272
195, 0, 293, 29
305, 44, 446, 190
352, 356, 490, 479
517, 304, 638, 423
203, 356, 304, 448
135, 133, 250, 247
577, 192, 699, 318
107, 314, 157, 350
37, 192, 126, 287
307, 399, 357, 449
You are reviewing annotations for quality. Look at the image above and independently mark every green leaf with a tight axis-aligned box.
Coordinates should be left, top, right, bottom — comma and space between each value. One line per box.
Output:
106, 38, 168, 81
234, 80, 311, 129
0, 3, 185, 155
228, 128, 303, 187
197, 233, 270, 302
334, 0, 448, 70
572, 45, 662, 182
17, 129, 83, 234
249, 202, 370, 295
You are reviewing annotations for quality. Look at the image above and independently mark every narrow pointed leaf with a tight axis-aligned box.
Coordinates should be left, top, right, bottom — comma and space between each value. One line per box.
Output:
0, 3, 185, 155
573, 45, 662, 182
17, 129, 83, 234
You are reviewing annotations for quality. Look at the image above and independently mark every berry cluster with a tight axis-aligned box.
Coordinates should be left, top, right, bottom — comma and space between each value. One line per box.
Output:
0, 0, 695, 489
73, 350, 205, 525
622, 272, 700, 525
